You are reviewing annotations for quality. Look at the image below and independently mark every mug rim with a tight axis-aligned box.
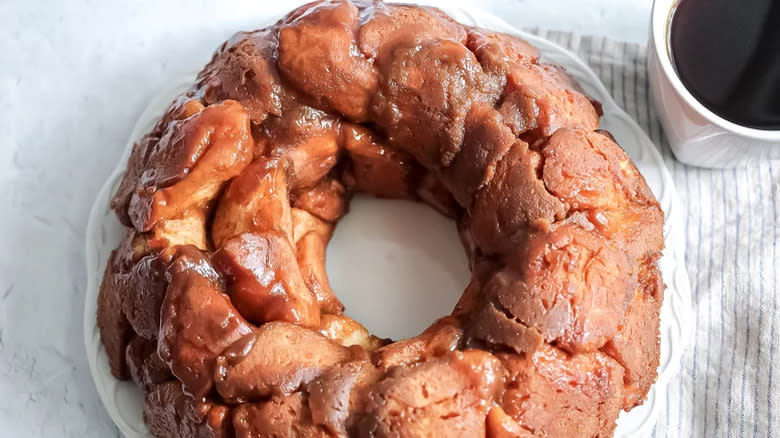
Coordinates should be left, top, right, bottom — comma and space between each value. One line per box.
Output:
651, 0, 780, 140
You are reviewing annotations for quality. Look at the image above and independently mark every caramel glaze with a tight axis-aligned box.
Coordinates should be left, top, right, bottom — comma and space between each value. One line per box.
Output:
97, 1, 664, 437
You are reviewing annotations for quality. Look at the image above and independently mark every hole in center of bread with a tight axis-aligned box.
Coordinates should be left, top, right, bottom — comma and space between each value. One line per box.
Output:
326, 195, 470, 340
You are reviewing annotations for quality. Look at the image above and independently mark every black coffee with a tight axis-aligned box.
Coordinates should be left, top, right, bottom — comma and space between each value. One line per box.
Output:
669, 0, 780, 129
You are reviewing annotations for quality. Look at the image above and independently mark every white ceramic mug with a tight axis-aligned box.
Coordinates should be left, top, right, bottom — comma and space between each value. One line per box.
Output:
648, 0, 780, 168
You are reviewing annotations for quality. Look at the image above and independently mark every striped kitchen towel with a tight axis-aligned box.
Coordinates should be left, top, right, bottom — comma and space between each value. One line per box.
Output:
528, 29, 780, 438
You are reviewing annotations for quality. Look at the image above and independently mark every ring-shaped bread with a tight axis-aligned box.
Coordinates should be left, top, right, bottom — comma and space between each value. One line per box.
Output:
98, 1, 664, 437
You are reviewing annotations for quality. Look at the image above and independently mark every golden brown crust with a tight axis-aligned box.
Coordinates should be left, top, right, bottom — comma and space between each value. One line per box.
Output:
466, 27, 540, 76
97, 246, 133, 379
308, 359, 380, 436
486, 406, 535, 438
291, 208, 344, 314
232, 393, 328, 438
371, 316, 463, 370
100, 1, 663, 436
602, 256, 663, 409
212, 232, 320, 328
120, 248, 172, 340
340, 123, 419, 199
353, 350, 503, 438
158, 247, 253, 399
197, 29, 284, 124
126, 336, 172, 392
214, 322, 354, 403
371, 38, 500, 169
291, 178, 350, 223
277, 0, 377, 121
211, 158, 294, 249
439, 103, 516, 207
144, 381, 232, 438
496, 345, 625, 437
126, 100, 253, 233
258, 100, 342, 190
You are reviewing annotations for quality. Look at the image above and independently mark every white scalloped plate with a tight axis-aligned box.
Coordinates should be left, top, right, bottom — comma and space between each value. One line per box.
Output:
84, 6, 693, 438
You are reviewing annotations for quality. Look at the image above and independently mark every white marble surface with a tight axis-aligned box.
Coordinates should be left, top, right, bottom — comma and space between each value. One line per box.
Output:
0, 0, 651, 436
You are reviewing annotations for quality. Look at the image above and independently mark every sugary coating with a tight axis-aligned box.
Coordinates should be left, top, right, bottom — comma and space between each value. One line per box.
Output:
211, 157, 293, 248
498, 63, 601, 138
340, 123, 419, 199
439, 103, 516, 207
144, 381, 232, 438
466, 139, 566, 256
214, 321, 353, 402
98, 230, 168, 378
291, 178, 350, 223
485, 406, 535, 438
97, 245, 134, 379
158, 246, 253, 399
277, 0, 377, 121
126, 100, 253, 232
99, 1, 664, 436
357, 3, 467, 60
372, 316, 463, 369
291, 208, 344, 314
126, 336, 172, 392
212, 232, 320, 327
232, 393, 329, 438
496, 345, 625, 437
466, 28, 540, 77
121, 248, 172, 340
111, 96, 207, 226
371, 38, 499, 169
415, 171, 459, 218
602, 257, 663, 409
308, 359, 381, 436
258, 100, 342, 189
466, 221, 635, 355
197, 29, 284, 124
353, 350, 503, 438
